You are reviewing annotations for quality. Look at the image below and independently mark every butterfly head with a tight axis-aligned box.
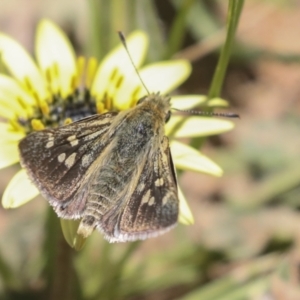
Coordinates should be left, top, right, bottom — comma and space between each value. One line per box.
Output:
136, 93, 171, 123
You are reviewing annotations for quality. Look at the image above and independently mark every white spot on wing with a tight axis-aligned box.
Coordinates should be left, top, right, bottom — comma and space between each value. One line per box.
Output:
141, 190, 151, 204
155, 178, 164, 187
162, 191, 172, 206
58, 153, 66, 162
137, 182, 145, 193
67, 135, 79, 147
46, 141, 54, 148
148, 197, 155, 206
65, 153, 77, 168
82, 154, 92, 167
71, 140, 78, 146
46, 135, 54, 148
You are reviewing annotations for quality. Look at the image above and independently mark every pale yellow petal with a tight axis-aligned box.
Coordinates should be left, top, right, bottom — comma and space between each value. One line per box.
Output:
139, 60, 191, 95
0, 74, 35, 118
208, 97, 229, 107
0, 122, 25, 142
60, 219, 86, 251
171, 141, 223, 176
0, 123, 24, 169
0, 142, 19, 169
2, 169, 39, 208
114, 60, 192, 110
36, 19, 77, 98
91, 31, 148, 106
0, 33, 48, 102
178, 185, 194, 225
0, 106, 16, 120
166, 116, 235, 138
171, 95, 207, 110
170, 95, 230, 110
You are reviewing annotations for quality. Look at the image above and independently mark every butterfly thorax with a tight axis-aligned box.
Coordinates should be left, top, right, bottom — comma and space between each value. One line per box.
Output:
136, 93, 171, 121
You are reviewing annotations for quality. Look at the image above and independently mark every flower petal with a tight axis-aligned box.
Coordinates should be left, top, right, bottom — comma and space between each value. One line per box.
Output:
91, 30, 148, 108
0, 122, 24, 142
2, 169, 39, 208
60, 219, 86, 251
208, 97, 229, 107
178, 185, 194, 225
171, 141, 223, 176
138, 60, 191, 95
0, 75, 35, 118
0, 33, 48, 102
171, 95, 207, 110
166, 116, 235, 138
0, 123, 24, 169
170, 95, 230, 110
36, 19, 77, 98
114, 59, 192, 110
0, 142, 19, 169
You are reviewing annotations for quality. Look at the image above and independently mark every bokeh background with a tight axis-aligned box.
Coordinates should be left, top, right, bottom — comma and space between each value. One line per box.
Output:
1, 0, 300, 299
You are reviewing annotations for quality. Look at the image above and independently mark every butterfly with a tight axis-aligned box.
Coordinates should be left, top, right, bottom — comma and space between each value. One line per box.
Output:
19, 93, 179, 243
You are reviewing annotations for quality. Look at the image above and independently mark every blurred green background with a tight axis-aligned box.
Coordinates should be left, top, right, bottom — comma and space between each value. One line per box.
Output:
1, 0, 300, 299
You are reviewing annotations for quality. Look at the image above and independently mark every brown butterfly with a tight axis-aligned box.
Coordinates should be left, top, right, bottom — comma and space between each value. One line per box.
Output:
19, 93, 178, 242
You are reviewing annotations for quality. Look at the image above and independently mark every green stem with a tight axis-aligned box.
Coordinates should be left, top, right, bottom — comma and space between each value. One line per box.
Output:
190, 0, 244, 150
87, 0, 137, 60
43, 208, 77, 300
48, 236, 74, 300
164, 0, 195, 59
95, 241, 141, 300
207, 0, 244, 100
88, 0, 120, 60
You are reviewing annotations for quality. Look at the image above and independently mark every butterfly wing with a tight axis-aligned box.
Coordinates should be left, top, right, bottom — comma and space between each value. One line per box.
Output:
99, 136, 178, 242
19, 112, 118, 218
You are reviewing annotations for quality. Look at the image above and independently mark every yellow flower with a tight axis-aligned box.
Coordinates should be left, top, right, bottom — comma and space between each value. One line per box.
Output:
0, 19, 234, 248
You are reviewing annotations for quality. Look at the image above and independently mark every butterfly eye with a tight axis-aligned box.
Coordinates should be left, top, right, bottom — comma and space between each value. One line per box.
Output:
165, 111, 171, 123
136, 96, 147, 105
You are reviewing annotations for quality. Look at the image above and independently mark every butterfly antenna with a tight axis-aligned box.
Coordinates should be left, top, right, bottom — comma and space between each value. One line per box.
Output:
173, 108, 240, 119
118, 31, 150, 95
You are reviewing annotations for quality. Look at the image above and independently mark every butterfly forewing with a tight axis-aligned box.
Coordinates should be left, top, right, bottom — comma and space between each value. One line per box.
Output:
19, 112, 118, 217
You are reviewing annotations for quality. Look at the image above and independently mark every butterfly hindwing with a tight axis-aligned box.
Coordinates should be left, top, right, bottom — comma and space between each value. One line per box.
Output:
99, 136, 178, 242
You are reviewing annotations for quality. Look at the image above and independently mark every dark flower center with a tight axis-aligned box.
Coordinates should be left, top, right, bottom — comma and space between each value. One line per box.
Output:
18, 88, 97, 133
